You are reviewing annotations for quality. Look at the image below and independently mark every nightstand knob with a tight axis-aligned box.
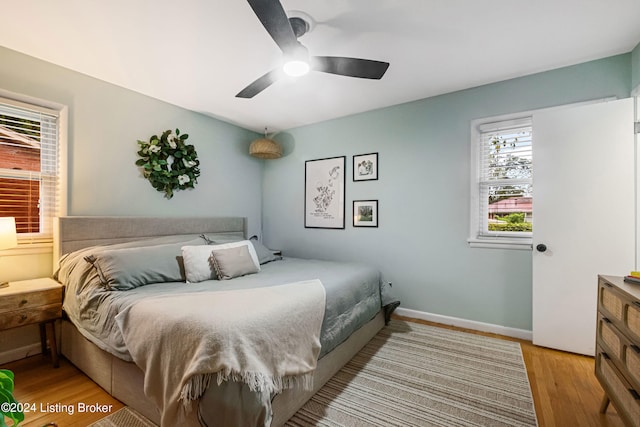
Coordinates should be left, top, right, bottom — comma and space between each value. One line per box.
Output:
19, 299, 28, 306
20, 314, 28, 322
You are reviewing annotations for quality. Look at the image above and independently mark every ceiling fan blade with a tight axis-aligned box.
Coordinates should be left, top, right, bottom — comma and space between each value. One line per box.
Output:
236, 68, 282, 98
312, 56, 389, 79
247, 0, 299, 54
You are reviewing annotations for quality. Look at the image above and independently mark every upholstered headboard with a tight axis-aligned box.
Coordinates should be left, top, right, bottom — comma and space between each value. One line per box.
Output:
53, 216, 247, 268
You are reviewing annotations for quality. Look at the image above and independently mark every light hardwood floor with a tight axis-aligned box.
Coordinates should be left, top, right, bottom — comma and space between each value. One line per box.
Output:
1, 316, 625, 427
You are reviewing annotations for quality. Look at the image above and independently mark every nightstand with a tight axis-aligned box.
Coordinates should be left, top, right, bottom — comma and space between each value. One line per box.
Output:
0, 278, 63, 367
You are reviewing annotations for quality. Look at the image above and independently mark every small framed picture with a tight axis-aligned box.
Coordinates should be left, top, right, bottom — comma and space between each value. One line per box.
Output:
353, 153, 378, 181
353, 200, 378, 227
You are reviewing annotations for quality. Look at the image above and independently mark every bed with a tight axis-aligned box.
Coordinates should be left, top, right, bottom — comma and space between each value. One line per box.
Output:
53, 216, 397, 426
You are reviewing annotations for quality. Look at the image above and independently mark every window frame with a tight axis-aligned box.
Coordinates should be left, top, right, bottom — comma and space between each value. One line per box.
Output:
468, 112, 533, 250
0, 90, 67, 255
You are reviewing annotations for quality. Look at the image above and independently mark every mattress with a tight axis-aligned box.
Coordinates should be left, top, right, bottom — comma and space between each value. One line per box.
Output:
58, 238, 384, 362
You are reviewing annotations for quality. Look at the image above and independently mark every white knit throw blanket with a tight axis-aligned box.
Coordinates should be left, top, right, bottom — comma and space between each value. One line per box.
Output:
116, 280, 326, 426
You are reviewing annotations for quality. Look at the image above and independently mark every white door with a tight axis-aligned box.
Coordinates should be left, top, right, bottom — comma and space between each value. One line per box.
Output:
532, 98, 635, 356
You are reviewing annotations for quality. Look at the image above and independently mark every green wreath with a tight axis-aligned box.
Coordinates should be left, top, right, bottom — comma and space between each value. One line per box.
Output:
135, 129, 201, 199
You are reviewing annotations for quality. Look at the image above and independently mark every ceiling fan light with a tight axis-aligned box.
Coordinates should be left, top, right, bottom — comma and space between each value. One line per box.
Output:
283, 60, 310, 77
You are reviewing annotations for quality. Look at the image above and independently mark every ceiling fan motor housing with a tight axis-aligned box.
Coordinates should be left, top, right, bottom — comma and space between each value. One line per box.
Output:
289, 16, 309, 38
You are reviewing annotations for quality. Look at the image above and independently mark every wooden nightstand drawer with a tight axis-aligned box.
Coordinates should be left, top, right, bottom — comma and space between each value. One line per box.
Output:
0, 303, 62, 329
0, 288, 62, 313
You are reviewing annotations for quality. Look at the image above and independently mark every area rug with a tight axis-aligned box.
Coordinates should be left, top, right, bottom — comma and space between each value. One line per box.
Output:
286, 319, 538, 426
87, 407, 156, 427
91, 320, 538, 427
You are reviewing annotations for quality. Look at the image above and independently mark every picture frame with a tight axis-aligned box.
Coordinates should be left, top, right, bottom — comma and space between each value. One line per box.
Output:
353, 152, 378, 181
353, 200, 378, 227
305, 156, 346, 229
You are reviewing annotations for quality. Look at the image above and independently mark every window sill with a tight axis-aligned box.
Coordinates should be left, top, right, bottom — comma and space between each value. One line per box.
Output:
0, 243, 53, 256
467, 237, 532, 250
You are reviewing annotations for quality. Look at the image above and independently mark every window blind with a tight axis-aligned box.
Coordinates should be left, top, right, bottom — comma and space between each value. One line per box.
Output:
477, 117, 533, 237
0, 98, 59, 243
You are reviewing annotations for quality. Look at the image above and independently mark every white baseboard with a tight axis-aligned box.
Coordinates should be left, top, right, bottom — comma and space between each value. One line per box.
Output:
0, 343, 42, 365
394, 307, 533, 341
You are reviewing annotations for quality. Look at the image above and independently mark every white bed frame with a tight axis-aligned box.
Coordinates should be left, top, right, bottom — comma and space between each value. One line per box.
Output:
54, 216, 384, 426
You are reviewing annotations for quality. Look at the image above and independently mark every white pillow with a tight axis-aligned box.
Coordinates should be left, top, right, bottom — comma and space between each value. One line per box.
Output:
182, 240, 260, 283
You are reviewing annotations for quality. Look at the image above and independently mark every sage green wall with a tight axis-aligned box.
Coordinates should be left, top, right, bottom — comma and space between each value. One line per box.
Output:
0, 46, 262, 362
262, 54, 632, 331
633, 41, 640, 91
0, 46, 262, 281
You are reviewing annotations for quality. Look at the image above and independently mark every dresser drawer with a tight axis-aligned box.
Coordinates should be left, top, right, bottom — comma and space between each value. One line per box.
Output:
0, 287, 62, 313
0, 303, 62, 329
600, 282, 624, 322
599, 313, 640, 391
623, 334, 640, 392
598, 314, 623, 360
599, 279, 640, 344
596, 350, 640, 427
629, 301, 640, 343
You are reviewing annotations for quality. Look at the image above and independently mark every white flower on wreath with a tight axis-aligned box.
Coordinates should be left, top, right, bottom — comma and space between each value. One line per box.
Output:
177, 174, 190, 185
167, 132, 178, 149
183, 159, 197, 168
148, 144, 161, 153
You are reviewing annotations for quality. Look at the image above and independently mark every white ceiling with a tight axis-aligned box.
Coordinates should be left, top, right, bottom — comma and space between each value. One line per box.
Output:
1, 0, 639, 133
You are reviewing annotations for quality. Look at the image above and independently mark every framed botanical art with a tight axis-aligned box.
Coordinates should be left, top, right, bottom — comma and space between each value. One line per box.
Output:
353, 200, 378, 227
353, 152, 378, 181
305, 156, 346, 229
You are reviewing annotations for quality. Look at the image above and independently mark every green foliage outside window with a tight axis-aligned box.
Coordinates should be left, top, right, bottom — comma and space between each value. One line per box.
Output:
488, 212, 532, 232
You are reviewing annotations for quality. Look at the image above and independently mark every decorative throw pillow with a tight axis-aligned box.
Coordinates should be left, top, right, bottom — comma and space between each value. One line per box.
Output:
182, 240, 261, 282
249, 236, 282, 265
182, 245, 218, 283
210, 244, 259, 280
84, 238, 204, 291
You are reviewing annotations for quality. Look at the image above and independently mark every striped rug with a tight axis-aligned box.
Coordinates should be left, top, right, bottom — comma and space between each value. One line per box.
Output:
88, 407, 155, 427
286, 320, 538, 427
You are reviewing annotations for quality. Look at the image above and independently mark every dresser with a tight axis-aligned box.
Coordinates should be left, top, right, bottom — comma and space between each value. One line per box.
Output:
0, 278, 63, 367
595, 275, 640, 426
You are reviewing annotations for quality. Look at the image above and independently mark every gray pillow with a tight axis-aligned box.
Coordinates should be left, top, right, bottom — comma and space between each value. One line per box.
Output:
85, 238, 204, 290
249, 236, 282, 265
210, 245, 259, 280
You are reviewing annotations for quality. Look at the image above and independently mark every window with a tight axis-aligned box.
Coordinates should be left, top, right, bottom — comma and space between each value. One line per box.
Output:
469, 116, 533, 249
0, 96, 61, 245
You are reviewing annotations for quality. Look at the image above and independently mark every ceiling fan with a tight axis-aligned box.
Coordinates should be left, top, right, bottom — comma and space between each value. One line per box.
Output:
236, 0, 390, 98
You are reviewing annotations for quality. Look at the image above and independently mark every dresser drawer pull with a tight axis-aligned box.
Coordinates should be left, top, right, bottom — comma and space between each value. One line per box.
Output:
631, 344, 640, 354
602, 317, 612, 324
19, 299, 28, 306
602, 352, 610, 360
630, 389, 640, 400
633, 301, 640, 308
19, 314, 28, 321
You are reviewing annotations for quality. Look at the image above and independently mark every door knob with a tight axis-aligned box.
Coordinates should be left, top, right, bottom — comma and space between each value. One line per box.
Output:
536, 244, 547, 252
